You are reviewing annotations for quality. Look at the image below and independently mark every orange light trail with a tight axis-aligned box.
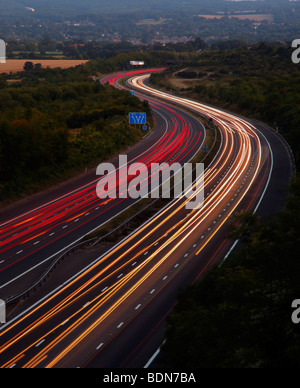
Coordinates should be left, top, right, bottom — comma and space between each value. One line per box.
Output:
0, 71, 269, 369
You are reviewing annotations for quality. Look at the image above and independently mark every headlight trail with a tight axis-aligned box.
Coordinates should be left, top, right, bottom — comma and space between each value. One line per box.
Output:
0, 70, 273, 369
0, 69, 205, 296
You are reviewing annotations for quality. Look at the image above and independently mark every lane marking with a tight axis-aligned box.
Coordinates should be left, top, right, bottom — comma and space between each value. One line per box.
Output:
35, 339, 45, 348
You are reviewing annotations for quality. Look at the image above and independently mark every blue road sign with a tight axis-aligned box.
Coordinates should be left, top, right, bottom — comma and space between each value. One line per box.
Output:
129, 112, 147, 125
143, 125, 148, 131
130, 91, 135, 96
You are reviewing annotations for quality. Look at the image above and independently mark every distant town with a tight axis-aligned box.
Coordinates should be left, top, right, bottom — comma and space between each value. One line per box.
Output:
1, 0, 299, 53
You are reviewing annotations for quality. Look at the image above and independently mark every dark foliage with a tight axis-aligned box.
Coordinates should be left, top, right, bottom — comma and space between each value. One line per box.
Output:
161, 176, 300, 368
0, 65, 149, 201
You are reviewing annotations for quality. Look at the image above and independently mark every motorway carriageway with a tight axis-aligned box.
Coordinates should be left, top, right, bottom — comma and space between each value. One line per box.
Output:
0, 69, 204, 300
0, 71, 293, 368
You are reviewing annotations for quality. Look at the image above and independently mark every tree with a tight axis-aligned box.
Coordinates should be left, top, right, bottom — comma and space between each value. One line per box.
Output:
24, 61, 34, 71
161, 176, 300, 368
0, 76, 7, 89
34, 63, 42, 71
38, 38, 57, 53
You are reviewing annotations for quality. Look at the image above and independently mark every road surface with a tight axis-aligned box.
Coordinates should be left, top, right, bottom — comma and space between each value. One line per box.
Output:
0, 69, 204, 300
0, 71, 293, 368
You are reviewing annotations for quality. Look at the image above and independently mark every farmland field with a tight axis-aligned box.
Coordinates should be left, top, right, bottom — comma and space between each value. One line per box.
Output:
197, 14, 274, 22
0, 60, 89, 74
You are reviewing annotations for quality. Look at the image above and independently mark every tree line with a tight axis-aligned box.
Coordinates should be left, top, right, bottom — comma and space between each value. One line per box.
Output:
149, 42, 300, 368
161, 175, 300, 368
150, 43, 300, 168
0, 65, 150, 202
2, 0, 300, 47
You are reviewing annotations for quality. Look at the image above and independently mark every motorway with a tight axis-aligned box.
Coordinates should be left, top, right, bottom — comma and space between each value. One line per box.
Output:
0, 69, 204, 300
0, 71, 293, 368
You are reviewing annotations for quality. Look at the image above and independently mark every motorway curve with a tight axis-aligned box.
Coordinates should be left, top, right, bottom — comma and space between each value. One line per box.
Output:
0, 70, 292, 368
0, 69, 203, 299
